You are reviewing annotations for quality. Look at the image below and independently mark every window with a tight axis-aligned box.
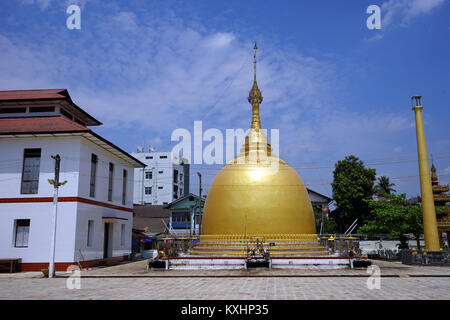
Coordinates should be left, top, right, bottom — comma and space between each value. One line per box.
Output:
87, 220, 94, 247
159, 155, 168, 159
29, 106, 55, 113
172, 212, 190, 222
122, 169, 127, 205
0, 107, 26, 113
121, 224, 125, 246
14, 219, 30, 247
145, 187, 152, 195
158, 170, 163, 174
158, 186, 163, 189
145, 171, 152, 179
108, 163, 114, 201
21, 148, 41, 194
89, 154, 97, 197
145, 156, 153, 159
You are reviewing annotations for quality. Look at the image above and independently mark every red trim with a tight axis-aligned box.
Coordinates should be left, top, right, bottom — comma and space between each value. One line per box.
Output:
102, 217, 128, 221
20, 255, 129, 272
75, 197, 133, 212
0, 196, 133, 213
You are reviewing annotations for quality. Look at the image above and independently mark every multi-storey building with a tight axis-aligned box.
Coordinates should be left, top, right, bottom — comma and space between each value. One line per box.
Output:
131, 151, 189, 205
0, 89, 145, 271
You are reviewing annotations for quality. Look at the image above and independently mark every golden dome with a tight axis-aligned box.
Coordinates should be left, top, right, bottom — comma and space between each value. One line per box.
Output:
201, 43, 316, 236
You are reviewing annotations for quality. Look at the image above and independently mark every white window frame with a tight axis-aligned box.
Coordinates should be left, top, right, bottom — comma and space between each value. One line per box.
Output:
14, 219, 30, 248
87, 220, 94, 247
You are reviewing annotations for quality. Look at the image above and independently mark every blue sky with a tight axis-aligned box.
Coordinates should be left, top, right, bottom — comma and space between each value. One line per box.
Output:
1, 0, 449, 198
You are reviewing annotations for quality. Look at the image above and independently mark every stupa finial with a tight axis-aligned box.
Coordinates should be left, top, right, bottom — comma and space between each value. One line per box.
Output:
248, 42, 263, 129
253, 42, 258, 80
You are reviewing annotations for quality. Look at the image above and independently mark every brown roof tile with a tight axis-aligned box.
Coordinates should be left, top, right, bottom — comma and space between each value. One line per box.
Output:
133, 205, 170, 233
0, 89, 69, 101
0, 116, 89, 134
0, 89, 102, 126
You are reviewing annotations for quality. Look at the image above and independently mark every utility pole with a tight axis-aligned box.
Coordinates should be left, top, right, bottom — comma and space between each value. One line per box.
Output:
197, 172, 203, 235
48, 155, 67, 278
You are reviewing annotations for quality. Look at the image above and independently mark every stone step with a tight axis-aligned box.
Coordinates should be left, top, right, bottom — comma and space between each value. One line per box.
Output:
193, 246, 324, 251
188, 250, 330, 256
196, 241, 320, 246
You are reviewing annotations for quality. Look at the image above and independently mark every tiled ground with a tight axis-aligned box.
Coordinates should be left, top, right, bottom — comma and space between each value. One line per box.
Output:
0, 260, 449, 300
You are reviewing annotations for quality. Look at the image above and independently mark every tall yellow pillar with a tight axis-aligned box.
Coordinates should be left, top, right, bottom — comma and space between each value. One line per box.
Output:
412, 95, 440, 251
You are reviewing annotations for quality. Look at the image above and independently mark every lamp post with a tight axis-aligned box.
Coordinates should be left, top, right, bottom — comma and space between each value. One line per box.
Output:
48, 155, 67, 278
197, 172, 203, 235
412, 95, 440, 252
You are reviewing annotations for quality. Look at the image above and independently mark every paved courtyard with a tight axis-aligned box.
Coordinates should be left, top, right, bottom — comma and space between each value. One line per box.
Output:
0, 260, 449, 300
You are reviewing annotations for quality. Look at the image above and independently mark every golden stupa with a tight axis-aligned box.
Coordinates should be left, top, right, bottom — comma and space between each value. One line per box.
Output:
192, 44, 326, 256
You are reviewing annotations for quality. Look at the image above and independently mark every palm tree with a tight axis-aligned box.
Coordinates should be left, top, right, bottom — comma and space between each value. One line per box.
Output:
374, 176, 396, 197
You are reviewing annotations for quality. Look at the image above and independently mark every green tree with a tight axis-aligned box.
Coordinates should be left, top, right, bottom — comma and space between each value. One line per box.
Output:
331, 155, 376, 232
359, 193, 423, 249
374, 176, 396, 197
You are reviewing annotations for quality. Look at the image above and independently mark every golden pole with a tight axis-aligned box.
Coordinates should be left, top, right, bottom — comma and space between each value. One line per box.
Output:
412, 95, 440, 251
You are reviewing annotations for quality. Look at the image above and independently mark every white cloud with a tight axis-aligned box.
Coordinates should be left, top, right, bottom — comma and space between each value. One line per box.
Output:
381, 0, 445, 27
18, 0, 89, 10
362, 33, 384, 42
362, 0, 445, 42
112, 12, 139, 31
392, 146, 403, 153
19, 0, 52, 10
204, 33, 235, 49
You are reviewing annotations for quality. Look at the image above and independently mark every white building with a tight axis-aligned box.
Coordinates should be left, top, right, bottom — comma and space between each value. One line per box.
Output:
0, 89, 145, 271
131, 151, 189, 205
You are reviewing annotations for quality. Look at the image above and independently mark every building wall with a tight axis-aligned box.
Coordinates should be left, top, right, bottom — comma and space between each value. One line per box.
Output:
78, 139, 134, 207
74, 203, 132, 261
0, 136, 81, 198
0, 202, 78, 263
0, 136, 134, 267
132, 151, 189, 205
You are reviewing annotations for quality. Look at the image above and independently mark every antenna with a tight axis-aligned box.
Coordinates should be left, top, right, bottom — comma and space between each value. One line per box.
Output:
136, 146, 144, 153
148, 145, 155, 152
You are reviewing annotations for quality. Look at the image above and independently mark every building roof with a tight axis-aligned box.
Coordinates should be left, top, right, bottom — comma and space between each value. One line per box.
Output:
0, 115, 90, 134
306, 188, 332, 203
165, 193, 205, 209
0, 89, 101, 126
0, 116, 145, 168
133, 205, 170, 233
0, 89, 70, 100
134, 205, 170, 218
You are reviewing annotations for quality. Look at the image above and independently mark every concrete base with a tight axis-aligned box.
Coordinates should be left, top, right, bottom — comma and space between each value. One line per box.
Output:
271, 258, 350, 269
165, 257, 352, 270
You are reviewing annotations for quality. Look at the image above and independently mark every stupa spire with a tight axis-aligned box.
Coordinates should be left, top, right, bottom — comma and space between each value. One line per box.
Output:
248, 42, 263, 129
431, 154, 438, 184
